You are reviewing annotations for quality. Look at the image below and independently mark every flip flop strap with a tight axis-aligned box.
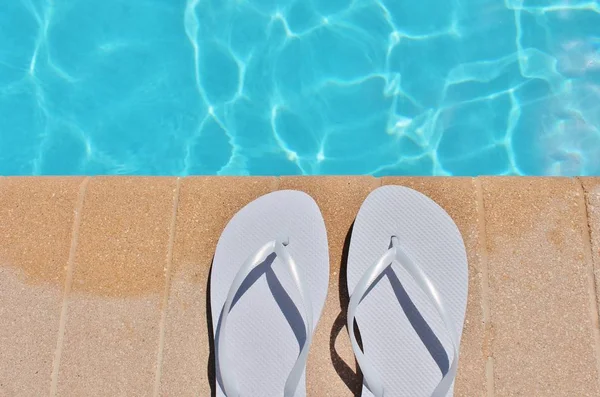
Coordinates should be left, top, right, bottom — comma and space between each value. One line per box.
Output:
347, 237, 459, 397
218, 239, 314, 397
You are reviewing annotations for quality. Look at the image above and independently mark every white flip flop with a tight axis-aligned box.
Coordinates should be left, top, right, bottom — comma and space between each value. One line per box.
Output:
346, 185, 468, 397
211, 190, 329, 397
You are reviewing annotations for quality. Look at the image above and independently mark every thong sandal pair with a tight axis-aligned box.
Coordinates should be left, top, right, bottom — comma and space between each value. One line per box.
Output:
211, 186, 468, 396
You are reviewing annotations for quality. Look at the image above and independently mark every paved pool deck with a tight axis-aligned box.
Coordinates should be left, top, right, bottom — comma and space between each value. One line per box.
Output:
1, 176, 600, 396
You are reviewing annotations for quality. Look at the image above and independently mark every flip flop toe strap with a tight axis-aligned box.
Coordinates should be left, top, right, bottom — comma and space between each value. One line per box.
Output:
348, 237, 459, 397
217, 239, 313, 397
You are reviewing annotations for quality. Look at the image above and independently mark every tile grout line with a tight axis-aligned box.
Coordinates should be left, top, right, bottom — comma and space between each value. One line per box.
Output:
49, 176, 91, 397
474, 177, 495, 397
575, 177, 600, 390
153, 177, 182, 397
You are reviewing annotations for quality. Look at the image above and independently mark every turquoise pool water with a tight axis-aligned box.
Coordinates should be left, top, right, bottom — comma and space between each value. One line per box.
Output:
1, 0, 599, 176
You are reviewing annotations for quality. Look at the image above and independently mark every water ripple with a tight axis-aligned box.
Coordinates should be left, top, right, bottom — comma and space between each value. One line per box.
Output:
0, 0, 599, 175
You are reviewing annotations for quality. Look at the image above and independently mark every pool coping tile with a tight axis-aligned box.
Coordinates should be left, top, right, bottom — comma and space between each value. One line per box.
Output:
54, 177, 179, 396
481, 177, 600, 396
0, 177, 85, 396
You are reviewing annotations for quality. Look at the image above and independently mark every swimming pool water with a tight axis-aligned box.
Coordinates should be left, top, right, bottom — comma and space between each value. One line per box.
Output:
1, 0, 599, 176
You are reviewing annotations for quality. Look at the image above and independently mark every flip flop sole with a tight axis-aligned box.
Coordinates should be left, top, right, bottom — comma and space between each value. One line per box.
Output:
347, 185, 468, 396
211, 190, 329, 396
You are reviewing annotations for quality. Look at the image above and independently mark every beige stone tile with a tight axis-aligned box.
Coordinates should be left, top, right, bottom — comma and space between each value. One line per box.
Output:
481, 177, 600, 396
0, 177, 84, 396
382, 177, 487, 397
158, 177, 277, 396
279, 176, 380, 396
580, 177, 600, 311
55, 177, 178, 396
5, 175, 598, 397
